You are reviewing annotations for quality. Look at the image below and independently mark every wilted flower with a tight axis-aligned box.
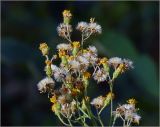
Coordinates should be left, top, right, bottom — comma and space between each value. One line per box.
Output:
88, 45, 98, 55
123, 59, 134, 70
69, 60, 80, 70
108, 57, 123, 69
61, 100, 77, 116
51, 64, 59, 72
93, 68, 108, 83
132, 113, 141, 124
88, 22, 102, 34
113, 98, 141, 125
77, 56, 89, 66
91, 96, 105, 109
37, 77, 55, 93
76, 21, 88, 31
57, 23, 72, 38
57, 43, 72, 51
53, 68, 67, 82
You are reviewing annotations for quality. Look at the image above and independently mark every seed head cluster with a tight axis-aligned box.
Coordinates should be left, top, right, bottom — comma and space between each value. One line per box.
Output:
37, 10, 141, 126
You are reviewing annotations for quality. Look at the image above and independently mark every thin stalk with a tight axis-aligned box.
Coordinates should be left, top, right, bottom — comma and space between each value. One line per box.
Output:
83, 31, 93, 42
109, 83, 113, 117
76, 99, 87, 126
112, 116, 117, 127
123, 120, 126, 127
108, 78, 113, 126
66, 25, 71, 42
86, 105, 97, 126
57, 114, 69, 126
67, 119, 73, 127
81, 32, 84, 51
96, 109, 104, 127
98, 105, 106, 115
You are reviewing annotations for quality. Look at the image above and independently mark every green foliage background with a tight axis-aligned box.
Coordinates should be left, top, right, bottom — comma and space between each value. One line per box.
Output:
1, 1, 159, 126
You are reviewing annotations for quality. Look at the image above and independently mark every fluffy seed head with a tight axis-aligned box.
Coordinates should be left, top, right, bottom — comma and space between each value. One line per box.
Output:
91, 96, 105, 109
76, 21, 88, 31
37, 77, 55, 93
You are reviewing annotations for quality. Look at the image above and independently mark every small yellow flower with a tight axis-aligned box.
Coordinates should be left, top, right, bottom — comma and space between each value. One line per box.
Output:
68, 56, 74, 61
71, 88, 80, 96
62, 10, 72, 24
62, 10, 72, 18
82, 49, 88, 53
45, 60, 52, 66
51, 104, 55, 112
51, 102, 61, 114
127, 98, 137, 105
58, 50, 66, 58
50, 95, 57, 103
99, 57, 108, 64
106, 92, 115, 100
39, 42, 49, 56
72, 41, 80, 48
83, 72, 91, 79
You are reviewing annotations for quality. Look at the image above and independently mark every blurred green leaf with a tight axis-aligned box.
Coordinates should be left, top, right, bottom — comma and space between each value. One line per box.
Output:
94, 31, 139, 59
131, 55, 158, 97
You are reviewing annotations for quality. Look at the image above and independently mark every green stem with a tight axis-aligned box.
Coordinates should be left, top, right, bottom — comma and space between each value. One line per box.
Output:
98, 105, 106, 115
112, 116, 117, 127
57, 114, 69, 126
109, 82, 113, 117
123, 120, 126, 127
67, 119, 73, 127
109, 81, 113, 126
97, 109, 104, 127
86, 106, 97, 126
76, 99, 87, 126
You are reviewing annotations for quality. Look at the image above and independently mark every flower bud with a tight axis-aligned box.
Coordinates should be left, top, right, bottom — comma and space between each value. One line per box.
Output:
45, 60, 52, 77
127, 98, 137, 105
104, 92, 114, 106
72, 41, 80, 56
112, 63, 124, 80
50, 95, 57, 103
39, 42, 49, 56
82, 72, 91, 90
100, 57, 110, 73
82, 96, 90, 111
62, 10, 72, 24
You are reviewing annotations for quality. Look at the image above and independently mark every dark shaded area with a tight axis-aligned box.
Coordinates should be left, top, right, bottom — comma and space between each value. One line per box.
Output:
1, 1, 159, 126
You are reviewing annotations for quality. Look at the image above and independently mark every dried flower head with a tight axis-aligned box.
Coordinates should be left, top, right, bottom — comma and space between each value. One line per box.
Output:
113, 99, 141, 125
88, 18, 102, 34
76, 21, 88, 32
37, 77, 55, 93
57, 43, 72, 51
108, 57, 123, 69
57, 23, 72, 38
123, 59, 134, 70
91, 96, 105, 109
93, 68, 108, 83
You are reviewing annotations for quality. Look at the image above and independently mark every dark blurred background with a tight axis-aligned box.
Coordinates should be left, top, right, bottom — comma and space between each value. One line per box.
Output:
1, 1, 159, 126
